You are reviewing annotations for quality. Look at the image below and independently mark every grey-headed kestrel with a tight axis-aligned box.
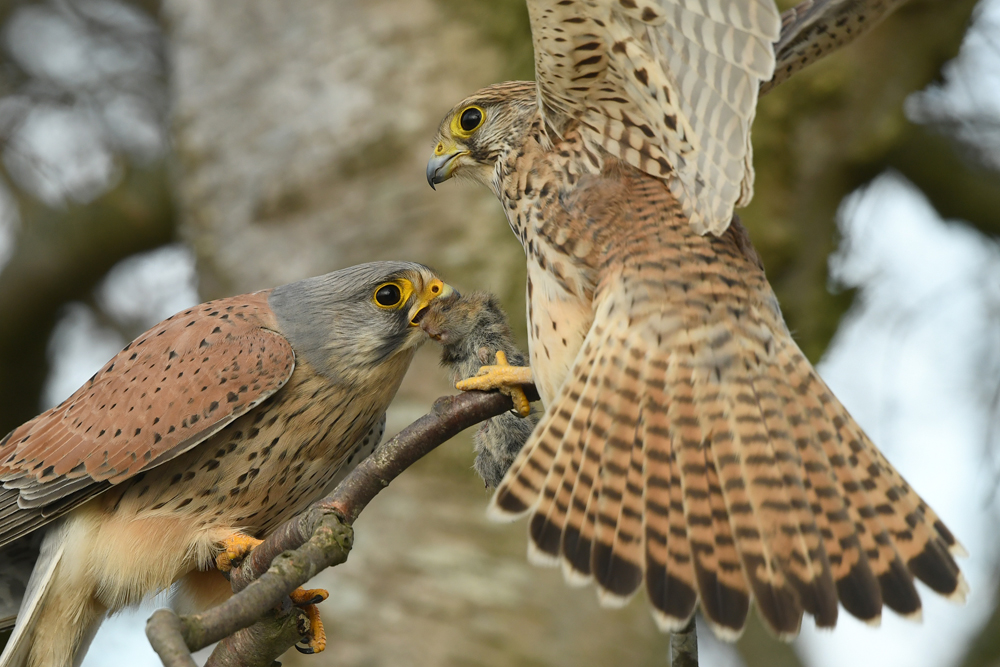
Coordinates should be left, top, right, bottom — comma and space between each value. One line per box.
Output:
0, 261, 454, 667
425, 0, 967, 640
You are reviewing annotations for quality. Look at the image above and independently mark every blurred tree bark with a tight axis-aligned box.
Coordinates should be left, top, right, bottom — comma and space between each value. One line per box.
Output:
0, 164, 175, 435
0, 0, 176, 434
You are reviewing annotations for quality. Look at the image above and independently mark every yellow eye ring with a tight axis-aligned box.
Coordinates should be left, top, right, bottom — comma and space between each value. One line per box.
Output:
451, 105, 485, 138
373, 283, 403, 308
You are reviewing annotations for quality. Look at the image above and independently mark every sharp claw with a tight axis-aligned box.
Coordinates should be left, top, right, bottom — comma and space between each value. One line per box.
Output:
291, 595, 328, 654
290, 587, 329, 606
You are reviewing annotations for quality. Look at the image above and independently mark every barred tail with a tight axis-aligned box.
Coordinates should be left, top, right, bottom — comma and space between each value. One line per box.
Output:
489, 272, 965, 639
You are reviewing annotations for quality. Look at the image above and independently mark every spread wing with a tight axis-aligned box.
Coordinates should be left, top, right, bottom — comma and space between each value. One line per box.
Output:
527, 0, 781, 234
763, 0, 909, 94
0, 291, 295, 548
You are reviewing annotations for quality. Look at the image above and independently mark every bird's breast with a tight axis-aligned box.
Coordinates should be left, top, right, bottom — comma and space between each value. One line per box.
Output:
105, 363, 383, 539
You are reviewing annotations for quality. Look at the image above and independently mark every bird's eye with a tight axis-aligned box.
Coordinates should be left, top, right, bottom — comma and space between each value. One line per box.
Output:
374, 283, 403, 308
459, 107, 484, 132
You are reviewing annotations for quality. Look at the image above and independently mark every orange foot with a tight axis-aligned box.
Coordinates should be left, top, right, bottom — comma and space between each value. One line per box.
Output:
215, 532, 262, 572
456, 350, 533, 417
215, 532, 330, 654
293, 590, 329, 654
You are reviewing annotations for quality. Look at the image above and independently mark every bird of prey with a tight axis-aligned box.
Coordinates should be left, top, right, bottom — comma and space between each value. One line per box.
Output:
0, 262, 453, 666
420, 291, 539, 488
426, 0, 967, 640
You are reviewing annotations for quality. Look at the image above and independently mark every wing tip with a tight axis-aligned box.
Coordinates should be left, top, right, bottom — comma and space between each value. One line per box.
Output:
485, 487, 530, 523
651, 609, 696, 634
560, 558, 593, 588
526, 539, 560, 568
946, 573, 971, 605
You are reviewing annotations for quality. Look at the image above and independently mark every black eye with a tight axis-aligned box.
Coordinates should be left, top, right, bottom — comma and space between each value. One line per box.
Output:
459, 107, 483, 132
374, 284, 402, 307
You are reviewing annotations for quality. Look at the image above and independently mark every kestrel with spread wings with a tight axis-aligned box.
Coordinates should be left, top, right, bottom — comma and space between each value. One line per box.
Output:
426, 0, 967, 639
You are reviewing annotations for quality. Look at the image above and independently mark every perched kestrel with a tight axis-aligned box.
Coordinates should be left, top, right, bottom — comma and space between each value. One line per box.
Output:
426, 0, 967, 640
0, 262, 453, 666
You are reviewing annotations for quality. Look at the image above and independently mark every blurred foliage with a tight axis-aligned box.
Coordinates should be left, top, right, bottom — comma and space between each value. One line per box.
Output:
435, 0, 534, 81
0, 0, 174, 435
747, 0, 982, 362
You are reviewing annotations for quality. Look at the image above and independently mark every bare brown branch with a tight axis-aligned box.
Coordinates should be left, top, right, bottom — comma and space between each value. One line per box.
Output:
146, 609, 198, 667
147, 387, 528, 663
671, 618, 699, 667
204, 607, 309, 667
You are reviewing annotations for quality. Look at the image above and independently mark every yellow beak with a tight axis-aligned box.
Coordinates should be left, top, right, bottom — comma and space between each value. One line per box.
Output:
409, 279, 456, 326
426, 143, 467, 190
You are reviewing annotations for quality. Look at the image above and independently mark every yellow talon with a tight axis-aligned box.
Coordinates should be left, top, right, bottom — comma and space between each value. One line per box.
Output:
217, 534, 330, 654
290, 588, 329, 606
215, 533, 263, 572
456, 350, 532, 417
295, 598, 328, 654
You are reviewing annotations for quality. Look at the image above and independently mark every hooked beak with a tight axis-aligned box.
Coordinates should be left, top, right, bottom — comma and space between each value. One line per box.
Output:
409, 279, 457, 326
426, 143, 466, 190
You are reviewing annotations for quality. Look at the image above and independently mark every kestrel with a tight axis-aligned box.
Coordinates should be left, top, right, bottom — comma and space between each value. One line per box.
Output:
0, 262, 453, 666
426, 0, 967, 639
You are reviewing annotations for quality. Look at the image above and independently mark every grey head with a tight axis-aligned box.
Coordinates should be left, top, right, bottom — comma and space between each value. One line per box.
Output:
269, 261, 455, 386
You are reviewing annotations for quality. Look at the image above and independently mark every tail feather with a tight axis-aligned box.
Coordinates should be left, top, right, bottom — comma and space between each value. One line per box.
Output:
639, 360, 698, 630
749, 368, 839, 628
782, 348, 926, 619
712, 365, 806, 639
0, 526, 65, 667
525, 423, 573, 568
561, 339, 611, 583
815, 372, 965, 603
772, 346, 885, 622
672, 350, 751, 638
491, 251, 966, 639
592, 336, 644, 605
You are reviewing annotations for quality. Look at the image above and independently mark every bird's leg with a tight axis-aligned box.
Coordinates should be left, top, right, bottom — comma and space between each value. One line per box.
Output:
455, 350, 533, 417
291, 589, 329, 654
215, 531, 330, 654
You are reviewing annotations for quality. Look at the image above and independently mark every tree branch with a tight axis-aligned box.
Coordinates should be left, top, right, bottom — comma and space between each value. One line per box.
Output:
204, 607, 309, 667
146, 609, 198, 667
146, 388, 530, 665
670, 618, 699, 667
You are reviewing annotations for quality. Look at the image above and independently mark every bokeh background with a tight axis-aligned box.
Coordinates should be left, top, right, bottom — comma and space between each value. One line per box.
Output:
1, 0, 999, 665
